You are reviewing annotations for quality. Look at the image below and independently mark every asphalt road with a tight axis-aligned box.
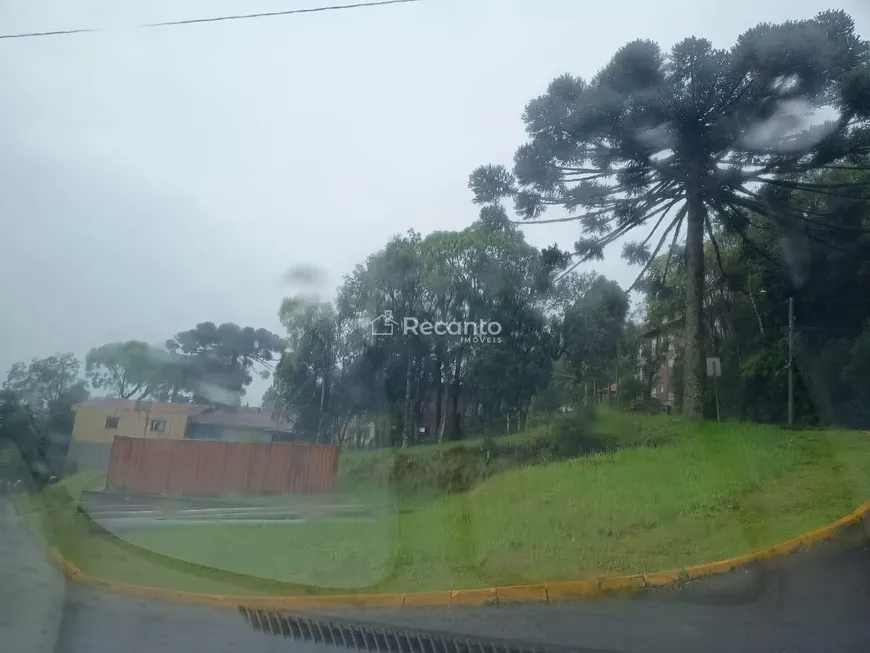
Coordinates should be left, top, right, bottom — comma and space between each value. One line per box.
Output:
4, 493, 870, 653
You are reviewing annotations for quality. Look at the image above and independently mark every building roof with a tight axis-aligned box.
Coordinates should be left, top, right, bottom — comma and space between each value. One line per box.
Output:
73, 397, 208, 415
73, 397, 134, 410
74, 397, 294, 432
190, 408, 294, 432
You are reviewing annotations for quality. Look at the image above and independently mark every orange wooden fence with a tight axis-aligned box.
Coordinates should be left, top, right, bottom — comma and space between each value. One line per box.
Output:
105, 437, 339, 495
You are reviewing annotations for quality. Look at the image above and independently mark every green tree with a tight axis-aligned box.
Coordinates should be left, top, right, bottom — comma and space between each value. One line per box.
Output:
638, 162, 870, 423
736, 164, 870, 425
340, 231, 427, 446
330, 221, 567, 446
278, 299, 340, 442
537, 354, 582, 413
561, 275, 629, 401
144, 349, 195, 404
3, 354, 89, 436
165, 322, 286, 406
273, 349, 321, 436
4, 354, 88, 415
469, 11, 870, 418
85, 341, 160, 399
0, 389, 57, 485
0, 390, 38, 456
273, 294, 385, 444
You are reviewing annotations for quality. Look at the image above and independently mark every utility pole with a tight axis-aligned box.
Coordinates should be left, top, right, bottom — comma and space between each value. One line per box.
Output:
788, 296, 794, 427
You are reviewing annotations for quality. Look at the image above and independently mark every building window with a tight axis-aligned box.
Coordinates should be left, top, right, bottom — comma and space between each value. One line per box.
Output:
150, 420, 167, 433
659, 385, 665, 395
105, 416, 119, 429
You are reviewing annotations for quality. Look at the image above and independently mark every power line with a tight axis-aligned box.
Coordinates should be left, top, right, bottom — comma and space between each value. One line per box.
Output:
0, 0, 423, 40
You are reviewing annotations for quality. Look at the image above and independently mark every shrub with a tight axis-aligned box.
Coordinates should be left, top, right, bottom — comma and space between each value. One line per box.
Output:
630, 397, 665, 415
337, 408, 618, 500
376, 409, 606, 497
540, 407, 609, 458
388, 446, 489, 495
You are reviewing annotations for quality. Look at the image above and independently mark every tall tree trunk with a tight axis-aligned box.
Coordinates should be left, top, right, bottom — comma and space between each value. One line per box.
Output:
476, 402, 484, 434
446, 384, 457, 440
683, 189, 707, 419
317, 367, 329, 444
453, 354, 463, 439
447, 351, 463, 440
402, 350, 413, 448
747, 275, 765, 335
434, 348, 443, 438
437, 358, 450, 442
524, 397, 533, 430
334, 411, 350, 447
437, 396, 448, 442
412, 370, 421, 445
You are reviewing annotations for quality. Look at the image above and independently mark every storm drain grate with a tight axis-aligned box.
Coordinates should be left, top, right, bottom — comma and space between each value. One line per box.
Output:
239, 608, 573, 653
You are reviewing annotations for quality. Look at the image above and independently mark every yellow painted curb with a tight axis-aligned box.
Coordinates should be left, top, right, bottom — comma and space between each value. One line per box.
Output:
494, 584, 549, 604
599, 573, 647, 592
450, 587, 498, 605
402, 590, 453, 607
545, 578, 600, 600
682, 551, 758, 578
48, 501, 870, 611
641, 569, 682, 586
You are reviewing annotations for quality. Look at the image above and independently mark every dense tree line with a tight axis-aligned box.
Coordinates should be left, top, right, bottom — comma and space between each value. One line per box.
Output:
270, 221, 629, 446
641, 164, 870, 426
4, 11, 870, 460
469, 10, 870, 418
271, 10, 870, 441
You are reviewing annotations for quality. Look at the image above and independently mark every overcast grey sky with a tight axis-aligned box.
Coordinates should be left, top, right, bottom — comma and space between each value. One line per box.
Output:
2, 0, 868, 403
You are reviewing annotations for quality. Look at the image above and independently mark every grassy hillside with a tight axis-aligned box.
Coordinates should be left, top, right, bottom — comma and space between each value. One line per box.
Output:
24, 410, 870, 596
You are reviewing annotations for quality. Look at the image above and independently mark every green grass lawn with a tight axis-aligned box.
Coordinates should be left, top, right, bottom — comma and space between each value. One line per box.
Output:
25, 411, 870, 596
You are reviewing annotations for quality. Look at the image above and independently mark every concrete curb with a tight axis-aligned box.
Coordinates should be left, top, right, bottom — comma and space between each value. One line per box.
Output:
48, 500, 870, 611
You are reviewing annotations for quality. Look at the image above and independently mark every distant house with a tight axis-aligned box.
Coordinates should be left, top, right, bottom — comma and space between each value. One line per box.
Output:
637, 322, 680, 407
185, 406, 295, 442
67, 398, 296, 470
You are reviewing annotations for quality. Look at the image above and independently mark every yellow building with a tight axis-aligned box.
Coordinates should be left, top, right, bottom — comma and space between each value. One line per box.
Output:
71, 398, 197, 444
68, 398, 295, 470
